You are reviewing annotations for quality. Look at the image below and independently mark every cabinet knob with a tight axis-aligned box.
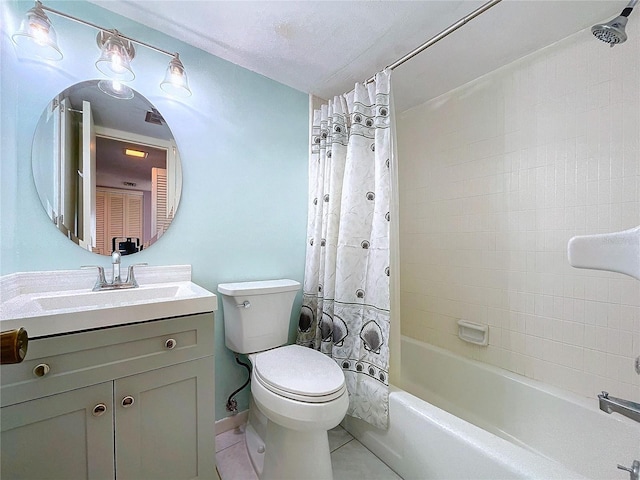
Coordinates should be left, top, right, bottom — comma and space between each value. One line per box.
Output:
92, 403, 107, 417
33, 363, 50, 377
121, 395, 135, 408
165, 338, 177, 350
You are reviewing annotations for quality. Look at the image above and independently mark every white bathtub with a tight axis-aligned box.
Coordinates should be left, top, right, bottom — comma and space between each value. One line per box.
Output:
342, 336, 640, 479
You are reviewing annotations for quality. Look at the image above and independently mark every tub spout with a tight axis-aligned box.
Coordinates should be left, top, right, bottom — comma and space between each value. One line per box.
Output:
618, 460, 640, 480
598, 391, 640, 423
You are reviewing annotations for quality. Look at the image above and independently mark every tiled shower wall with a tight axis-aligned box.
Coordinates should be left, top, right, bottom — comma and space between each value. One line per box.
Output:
397, 19, 640, 401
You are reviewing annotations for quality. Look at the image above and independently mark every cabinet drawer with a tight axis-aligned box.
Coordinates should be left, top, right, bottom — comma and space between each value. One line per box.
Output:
1, 312, 214, 407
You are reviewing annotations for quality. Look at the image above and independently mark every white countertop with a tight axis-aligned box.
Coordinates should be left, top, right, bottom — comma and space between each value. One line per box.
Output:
0, 265, 217, 338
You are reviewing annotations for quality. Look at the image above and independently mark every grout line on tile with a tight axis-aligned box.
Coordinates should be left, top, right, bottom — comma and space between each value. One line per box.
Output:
332, 438, 355, 453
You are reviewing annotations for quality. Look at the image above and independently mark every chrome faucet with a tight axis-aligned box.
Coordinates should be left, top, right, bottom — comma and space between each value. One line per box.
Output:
618, 460, 640, 480
82, 251, 147, 291
598, 391, 640, 423
111, 251, 122, 284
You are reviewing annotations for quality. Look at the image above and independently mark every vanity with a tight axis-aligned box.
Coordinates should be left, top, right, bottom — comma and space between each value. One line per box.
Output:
0, 265, 217, 480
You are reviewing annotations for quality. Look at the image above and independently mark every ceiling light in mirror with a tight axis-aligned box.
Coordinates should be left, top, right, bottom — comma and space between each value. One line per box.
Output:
125, 149, 148, 158
32, 80, 183, 257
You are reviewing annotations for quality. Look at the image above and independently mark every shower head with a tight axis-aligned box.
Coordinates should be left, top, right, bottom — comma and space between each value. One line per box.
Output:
592, 15, 629, 45
592, 0, 637, 47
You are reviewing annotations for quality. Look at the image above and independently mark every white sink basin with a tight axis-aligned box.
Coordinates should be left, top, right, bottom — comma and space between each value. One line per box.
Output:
34, 284, 182, 311
0, 265, 217, 338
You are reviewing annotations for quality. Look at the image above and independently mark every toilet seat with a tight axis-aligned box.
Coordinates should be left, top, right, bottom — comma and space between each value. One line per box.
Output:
253, 345, 346, 403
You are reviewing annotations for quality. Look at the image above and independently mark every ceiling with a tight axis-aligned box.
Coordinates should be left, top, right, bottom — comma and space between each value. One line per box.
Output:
89, 0, 630, 112
96, 137, 167, 192
65, 80, 173, 140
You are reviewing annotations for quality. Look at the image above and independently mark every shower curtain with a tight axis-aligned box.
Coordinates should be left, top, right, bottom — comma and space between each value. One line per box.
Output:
297, 70, 392, 429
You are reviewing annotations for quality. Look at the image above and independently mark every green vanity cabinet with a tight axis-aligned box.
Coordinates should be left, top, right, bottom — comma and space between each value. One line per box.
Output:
0, 312, 215, 480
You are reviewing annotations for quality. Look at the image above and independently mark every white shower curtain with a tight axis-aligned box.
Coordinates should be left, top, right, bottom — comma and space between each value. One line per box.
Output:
297, 70, 392, 428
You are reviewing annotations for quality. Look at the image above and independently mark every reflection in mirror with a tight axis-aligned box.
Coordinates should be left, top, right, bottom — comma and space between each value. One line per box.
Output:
32, 80, 182, 256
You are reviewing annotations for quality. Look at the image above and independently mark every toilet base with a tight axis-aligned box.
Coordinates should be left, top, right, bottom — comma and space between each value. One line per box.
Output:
262, 419, 333, 480
245, 422, 265, 477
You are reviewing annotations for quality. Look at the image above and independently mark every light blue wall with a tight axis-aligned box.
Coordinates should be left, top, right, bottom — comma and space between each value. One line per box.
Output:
1, 1, 309, 420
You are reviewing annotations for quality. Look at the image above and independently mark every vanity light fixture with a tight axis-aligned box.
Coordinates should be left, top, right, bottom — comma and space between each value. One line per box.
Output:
95, 31, 135, 82
11, 1, 193, 98
124, 149, 148, 159
11, 1, 62, 61
160, 54, 191, 98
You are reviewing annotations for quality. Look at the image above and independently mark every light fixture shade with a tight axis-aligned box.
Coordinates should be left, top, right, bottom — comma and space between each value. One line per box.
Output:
95, 31, 135, 82
98, 79, 134, 100
160, 54, 192, 98
11, 1, 62, 61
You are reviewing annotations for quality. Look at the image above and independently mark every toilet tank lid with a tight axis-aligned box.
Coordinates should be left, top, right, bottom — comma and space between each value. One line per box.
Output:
217, 279, 300, 296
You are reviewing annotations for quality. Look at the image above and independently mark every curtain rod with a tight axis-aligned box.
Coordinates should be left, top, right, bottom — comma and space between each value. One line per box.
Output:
365, 0, 502, 84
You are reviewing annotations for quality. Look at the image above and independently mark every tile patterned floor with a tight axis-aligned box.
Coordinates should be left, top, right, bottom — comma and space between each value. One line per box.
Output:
215, 425, 401, 480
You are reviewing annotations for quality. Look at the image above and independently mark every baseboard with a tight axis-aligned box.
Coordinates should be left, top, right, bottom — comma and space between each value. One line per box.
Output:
215, 410, 249, 435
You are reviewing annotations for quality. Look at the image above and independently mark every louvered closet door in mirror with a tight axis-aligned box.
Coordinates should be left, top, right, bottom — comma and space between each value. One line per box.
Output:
95, 187, 144, 255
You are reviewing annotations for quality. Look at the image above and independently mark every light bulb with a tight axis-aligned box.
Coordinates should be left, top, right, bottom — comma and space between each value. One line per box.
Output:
95, 31, 135, 82
11, 1, 63, 60
29, 21, 50, 45
160, 54, 191, 98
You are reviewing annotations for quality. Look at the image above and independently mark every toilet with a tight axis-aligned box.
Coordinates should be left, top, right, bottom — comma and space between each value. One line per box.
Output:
217, 279, 349, 480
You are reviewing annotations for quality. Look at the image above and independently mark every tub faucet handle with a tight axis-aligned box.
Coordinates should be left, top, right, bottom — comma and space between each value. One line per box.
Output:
617, 460, 640, 480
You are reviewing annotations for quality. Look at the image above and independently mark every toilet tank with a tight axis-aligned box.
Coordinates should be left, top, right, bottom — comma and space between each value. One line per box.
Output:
217, 279, 301, 354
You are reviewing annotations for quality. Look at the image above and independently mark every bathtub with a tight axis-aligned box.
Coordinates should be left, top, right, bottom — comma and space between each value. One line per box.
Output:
342, 336, 640, 479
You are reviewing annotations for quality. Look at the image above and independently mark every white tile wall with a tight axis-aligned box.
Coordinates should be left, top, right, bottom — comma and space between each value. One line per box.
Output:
397, 18, 640, 402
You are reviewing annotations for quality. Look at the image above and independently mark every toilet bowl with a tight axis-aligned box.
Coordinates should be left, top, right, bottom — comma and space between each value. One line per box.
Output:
249, 345, 348, 479
218, 280, 349, 480
251, 345, 347, 422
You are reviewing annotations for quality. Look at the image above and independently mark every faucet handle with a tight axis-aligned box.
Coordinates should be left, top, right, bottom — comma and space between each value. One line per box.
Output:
81, 265, 106, 276
81, 266, 107, 290
126, 263, 148, 287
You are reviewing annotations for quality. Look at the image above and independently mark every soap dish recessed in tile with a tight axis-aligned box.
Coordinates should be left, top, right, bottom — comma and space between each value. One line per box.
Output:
457, 319, 488, 346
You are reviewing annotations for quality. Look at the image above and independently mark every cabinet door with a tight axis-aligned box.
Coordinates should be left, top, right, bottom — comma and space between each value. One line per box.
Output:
0, 382, 114, 480
115, 357, 215, 480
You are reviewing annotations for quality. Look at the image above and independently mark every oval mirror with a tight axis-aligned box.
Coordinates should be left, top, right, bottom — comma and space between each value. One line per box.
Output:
32, 80, 182, 256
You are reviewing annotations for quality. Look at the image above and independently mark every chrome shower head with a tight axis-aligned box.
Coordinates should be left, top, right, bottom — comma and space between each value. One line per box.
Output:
592, 0, 637, 47
592, 15, 629, 45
